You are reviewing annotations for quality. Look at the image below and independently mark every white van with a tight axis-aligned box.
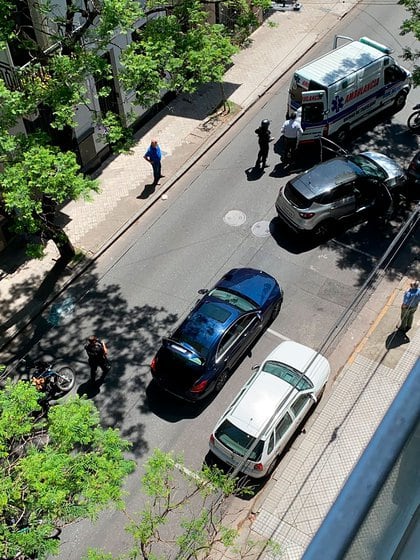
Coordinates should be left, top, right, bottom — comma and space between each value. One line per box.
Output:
288, 37, 411, 144
209, 341, 330, 478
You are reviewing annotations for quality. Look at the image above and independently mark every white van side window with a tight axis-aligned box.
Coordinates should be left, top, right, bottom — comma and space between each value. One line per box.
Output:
267, 431, 275, 454
275, 413, 293, 442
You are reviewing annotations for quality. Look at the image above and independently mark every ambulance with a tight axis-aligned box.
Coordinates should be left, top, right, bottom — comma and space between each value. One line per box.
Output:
288, 36, 412, 143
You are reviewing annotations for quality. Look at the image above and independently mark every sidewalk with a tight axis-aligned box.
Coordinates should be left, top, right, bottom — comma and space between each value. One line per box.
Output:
0, 1, 357, 353
234, 274, 420, 559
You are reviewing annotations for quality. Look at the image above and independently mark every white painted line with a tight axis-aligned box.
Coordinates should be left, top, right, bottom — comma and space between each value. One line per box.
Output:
267, 328, 290, 341
331, 239, 375, 259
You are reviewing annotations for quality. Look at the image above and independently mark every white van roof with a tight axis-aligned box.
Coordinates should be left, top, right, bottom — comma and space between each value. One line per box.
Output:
296, 40, 387, 87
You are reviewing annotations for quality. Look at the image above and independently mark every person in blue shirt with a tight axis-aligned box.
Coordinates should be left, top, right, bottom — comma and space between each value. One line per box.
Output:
144, 139, 162, 185
398, 280, 420, 332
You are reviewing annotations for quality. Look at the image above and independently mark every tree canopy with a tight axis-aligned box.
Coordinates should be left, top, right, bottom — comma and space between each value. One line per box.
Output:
82, 448, 279, 560
399, 0, 420, 86
0, 0, 258, 257
0, 381, 134, 560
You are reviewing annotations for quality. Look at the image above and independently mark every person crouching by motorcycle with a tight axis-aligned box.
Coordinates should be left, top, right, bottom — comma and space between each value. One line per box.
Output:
31, 361, 58, 415
85, 336, 111, 383
280, 112, 303, 164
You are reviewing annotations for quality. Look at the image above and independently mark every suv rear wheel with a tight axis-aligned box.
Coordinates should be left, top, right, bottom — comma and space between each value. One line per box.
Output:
312, 220, 333, 240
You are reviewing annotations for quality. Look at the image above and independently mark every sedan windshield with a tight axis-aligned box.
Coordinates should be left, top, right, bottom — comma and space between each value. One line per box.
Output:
350, 155, 387, 181
262, 360, 313, 391
209, 288, 257, 312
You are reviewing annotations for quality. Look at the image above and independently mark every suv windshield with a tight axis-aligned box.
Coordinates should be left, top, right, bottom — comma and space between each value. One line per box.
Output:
215, 419, 264, 461
209, 288, 257, 312
350, 155, 387, 181
262, 360, 313, 391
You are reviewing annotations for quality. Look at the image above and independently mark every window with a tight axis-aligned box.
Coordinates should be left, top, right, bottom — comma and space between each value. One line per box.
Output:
302, 103, 324, 124
267, 431, 275, 455
209, 288, 257, 312
215, 420, 264, 461
291, 394, 312, 416
263, 361, 313, 391
275, 413, 293, 442
316, 183, 355, 205
216, 315, 256, 358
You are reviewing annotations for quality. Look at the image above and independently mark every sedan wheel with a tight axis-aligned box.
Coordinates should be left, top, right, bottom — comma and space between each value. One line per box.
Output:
215, 370, 229, 392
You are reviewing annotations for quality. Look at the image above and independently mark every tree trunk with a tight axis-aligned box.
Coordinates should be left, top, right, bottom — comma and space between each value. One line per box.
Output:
40, 197, 75, 261
50, 225, 75, 261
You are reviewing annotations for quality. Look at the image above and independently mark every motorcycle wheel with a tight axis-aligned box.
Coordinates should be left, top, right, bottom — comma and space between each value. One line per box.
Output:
56, 366, 75, 392
407, 111, 420, 131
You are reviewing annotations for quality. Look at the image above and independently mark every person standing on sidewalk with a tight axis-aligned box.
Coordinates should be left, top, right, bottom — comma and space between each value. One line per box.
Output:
398, 280, 420, 332
144, 139, 162, 185
254, 119, 273, 169
85, 335, 111, 382
280, 112, 303, 163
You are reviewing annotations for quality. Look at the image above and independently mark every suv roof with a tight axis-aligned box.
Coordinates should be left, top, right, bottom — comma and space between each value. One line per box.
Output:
290, 158, 359, 199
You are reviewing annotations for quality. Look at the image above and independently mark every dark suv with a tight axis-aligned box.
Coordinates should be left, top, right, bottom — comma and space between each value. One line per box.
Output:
275, 152, 406, 237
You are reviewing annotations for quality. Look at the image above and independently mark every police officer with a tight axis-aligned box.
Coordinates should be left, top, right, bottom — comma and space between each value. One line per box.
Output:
85, 335, 110, 382
255, 119, 273, 169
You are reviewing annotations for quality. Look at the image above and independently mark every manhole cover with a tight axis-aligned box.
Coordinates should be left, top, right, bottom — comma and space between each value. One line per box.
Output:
223, 210, 246, 227
251, 221, 271, 237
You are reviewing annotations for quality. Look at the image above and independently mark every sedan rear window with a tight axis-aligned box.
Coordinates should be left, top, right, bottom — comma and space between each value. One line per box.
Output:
215, 419, 263, 461
262, 360, 313, 391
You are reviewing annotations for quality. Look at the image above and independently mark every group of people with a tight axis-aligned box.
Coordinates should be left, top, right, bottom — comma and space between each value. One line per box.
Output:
254, 112, 303, 170
142, 113, 303, 185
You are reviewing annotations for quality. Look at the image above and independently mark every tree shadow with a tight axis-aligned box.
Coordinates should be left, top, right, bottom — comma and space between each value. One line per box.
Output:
0, 246, 77, 348
0, 235, 32, 277
3, 262, 179, 458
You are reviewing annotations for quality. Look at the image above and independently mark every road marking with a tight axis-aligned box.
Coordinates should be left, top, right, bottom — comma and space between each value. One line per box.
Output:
347, 286, 400, 365
331, 239, 375, 259
267, 328, 290, 341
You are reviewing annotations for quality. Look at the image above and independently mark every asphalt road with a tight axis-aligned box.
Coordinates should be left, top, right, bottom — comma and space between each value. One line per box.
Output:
27, 3, 418, 558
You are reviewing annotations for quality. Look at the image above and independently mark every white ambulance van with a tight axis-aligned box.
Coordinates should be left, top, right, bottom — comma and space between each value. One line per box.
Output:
288, 36, 411, 143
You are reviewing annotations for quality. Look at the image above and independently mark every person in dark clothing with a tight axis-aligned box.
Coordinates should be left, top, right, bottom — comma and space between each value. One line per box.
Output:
370, 181, 394, 225
144, 139, 163, 185
85, 336, 110, 382
255, 119, 273, 169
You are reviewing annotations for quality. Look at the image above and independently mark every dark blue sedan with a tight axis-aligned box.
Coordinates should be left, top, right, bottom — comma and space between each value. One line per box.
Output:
150, 268, 283, 402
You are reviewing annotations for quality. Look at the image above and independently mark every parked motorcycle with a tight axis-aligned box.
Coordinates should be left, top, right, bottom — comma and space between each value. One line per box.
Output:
30, 361, 75, 400
407, 103, 420, 132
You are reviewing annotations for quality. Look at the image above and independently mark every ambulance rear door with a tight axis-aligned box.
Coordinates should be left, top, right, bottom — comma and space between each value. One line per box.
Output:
301, 90, 328, 141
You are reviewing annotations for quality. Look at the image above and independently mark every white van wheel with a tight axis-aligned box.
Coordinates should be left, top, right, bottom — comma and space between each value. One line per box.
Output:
393, 91, 407, 112
334, 126, 350, 145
